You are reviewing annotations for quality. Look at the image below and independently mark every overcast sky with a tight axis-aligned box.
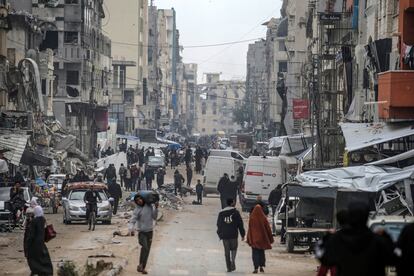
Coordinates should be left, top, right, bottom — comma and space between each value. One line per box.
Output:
154, 0, 282, 83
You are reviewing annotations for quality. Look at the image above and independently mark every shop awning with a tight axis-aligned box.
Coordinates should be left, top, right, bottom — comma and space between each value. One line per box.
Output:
340, 122, 414, 152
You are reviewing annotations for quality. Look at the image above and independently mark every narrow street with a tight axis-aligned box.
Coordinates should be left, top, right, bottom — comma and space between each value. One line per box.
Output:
0, 168, 316, 275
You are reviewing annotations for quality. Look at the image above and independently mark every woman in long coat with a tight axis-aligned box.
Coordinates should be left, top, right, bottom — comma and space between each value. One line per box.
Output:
247, 204, 274, 274
25, 206, 53, 276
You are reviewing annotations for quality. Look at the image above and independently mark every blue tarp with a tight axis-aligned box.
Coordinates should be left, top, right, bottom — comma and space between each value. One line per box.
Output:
167, 143, 181, 151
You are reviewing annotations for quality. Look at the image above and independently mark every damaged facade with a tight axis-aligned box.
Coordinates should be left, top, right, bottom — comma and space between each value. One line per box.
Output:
0, 0, 111, 179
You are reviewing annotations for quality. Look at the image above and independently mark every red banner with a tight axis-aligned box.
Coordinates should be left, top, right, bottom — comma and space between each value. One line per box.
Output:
293, 99, 309, 119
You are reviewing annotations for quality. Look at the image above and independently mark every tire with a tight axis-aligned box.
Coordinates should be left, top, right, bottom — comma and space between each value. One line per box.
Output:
286, 233, 294, 253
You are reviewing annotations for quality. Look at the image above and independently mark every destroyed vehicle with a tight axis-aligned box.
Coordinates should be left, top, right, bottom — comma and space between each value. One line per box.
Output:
62, 182, 112, 225
281, 165, 414, 253
368, 215, 414, 242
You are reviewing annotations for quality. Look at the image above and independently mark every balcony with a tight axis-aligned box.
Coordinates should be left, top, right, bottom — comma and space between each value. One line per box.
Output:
378, 70, 414, 120
57, 45, 82, 62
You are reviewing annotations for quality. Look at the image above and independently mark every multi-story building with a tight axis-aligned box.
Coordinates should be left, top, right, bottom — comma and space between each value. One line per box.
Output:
105, 0, 149, 131
195, 74, 245, 135
184, 63, 197, 135
27, 0, 112, 156
281, 0, 308, 135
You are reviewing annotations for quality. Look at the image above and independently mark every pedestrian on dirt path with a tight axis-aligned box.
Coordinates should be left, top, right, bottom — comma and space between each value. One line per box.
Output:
156, 167, 166, 188
217, 173, 236, 209
144, 167, 154, 190
268, 184, 282, 235
216, 198, 245, 272
186, 164, 193, 187
195, 180, 203, 204
317, 202, 395, 276
25, 206, 53, 276
128, 194, 159, 275
125, 165, 132, 191
119, 163, 127, 189
247, 204, 274, 274
173, 169, 185, 196
108, 181, 122, 214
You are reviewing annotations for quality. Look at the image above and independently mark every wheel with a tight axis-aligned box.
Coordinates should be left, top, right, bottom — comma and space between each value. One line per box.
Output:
286, 233, 294, 253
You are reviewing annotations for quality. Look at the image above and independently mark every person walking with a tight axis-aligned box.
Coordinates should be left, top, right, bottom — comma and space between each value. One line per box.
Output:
216, 198, 245, 272
104, 164, 116, 183
128, 194, 159, 274
118, 163, 127, 189
217, 174, 237, 209
173, 169, 185, 196
144, 167, 154, 190
125, 166, 132, 191
156, 167, 166, 189
186, 165, 193, 187
195, 180, 203, 204
25, 206, 53, 276
108, 181, 122, 215
247, 204, 274, 274
268, 184, 282, 235
184, 147, 192, 167
317, 202, 395, 276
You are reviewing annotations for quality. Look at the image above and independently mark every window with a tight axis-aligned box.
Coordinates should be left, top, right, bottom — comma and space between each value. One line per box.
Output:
40, 31, 58, 51
41, 79, 47, 95
65, 0, 79, 3
66, 71, 79, 85
64, 32, 79, 44
279, 61, 287, 73
279, 41, 286, 51
124, 90, 134, 103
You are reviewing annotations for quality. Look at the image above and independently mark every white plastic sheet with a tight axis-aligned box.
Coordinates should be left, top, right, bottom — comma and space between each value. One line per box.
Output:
296, 165, 414, 192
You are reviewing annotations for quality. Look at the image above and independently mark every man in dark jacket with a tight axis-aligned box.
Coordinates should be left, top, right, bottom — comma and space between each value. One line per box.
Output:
217, 173, 232, 209
396, 222, 414, 276
144, 168, 154, 190
195, 180, 203, 204
268, 185, 282, 235
108, 181, 122, 214
186, 165, 193, 187
216, 198, 245, 272
173, 170, 185, 196
318, 202, 395, 276
104, 164, 117, 183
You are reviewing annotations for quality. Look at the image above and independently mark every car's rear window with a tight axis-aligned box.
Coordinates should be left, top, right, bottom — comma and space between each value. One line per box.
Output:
69, 190, 107, 200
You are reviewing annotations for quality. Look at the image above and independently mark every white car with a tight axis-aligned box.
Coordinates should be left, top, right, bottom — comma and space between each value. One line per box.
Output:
62, 184, 112, 225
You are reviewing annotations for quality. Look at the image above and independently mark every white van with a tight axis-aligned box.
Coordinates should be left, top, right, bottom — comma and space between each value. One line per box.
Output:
209, 149, 247, 161
202, 156, 243, 196
241, 156, 287, 211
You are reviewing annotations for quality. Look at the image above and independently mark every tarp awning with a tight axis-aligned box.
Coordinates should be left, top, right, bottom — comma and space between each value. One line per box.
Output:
295, 165, 414, 192
0, 134, 29, 166
340, 122, 414, 152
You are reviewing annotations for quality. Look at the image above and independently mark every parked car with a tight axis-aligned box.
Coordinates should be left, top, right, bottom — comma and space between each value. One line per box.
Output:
0, 187, 32, 221
46, 174, 66, 192
62, 183, 112, 225
147, 155, 165, 170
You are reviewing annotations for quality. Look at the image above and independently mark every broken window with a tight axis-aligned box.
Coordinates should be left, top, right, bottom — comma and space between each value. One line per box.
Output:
40, 31, 58, 51
279, 61, 287, 73
42, 79, 47, 95
66, 70, 79, 85
64, 32, 79, 44
123, 90, 134, 103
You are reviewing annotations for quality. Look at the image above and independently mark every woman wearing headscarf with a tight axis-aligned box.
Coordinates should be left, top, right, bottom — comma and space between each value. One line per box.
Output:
25, 205, 53, 275
247, 204, 274, 274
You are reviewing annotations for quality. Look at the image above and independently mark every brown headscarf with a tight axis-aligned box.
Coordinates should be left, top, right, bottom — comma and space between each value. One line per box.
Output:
247, 204, 274, 250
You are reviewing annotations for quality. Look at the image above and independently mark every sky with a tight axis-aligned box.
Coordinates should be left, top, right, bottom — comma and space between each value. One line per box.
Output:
154, 0, 282, 83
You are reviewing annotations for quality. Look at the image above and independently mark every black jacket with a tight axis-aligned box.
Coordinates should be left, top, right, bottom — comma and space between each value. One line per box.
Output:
174, 173, 185, 186
216, 207, 245, 240
319, 226, 395, 276
195, 183, 203, 194
268, 188, 282, 207
217, 176, 237, 199
108, 183, 122, 199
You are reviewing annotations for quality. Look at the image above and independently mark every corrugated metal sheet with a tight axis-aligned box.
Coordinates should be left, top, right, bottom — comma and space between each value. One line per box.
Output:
0, 134, 29, 166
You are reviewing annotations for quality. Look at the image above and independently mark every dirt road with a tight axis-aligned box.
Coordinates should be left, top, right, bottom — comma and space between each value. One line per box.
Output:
0, 167, 317, 275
